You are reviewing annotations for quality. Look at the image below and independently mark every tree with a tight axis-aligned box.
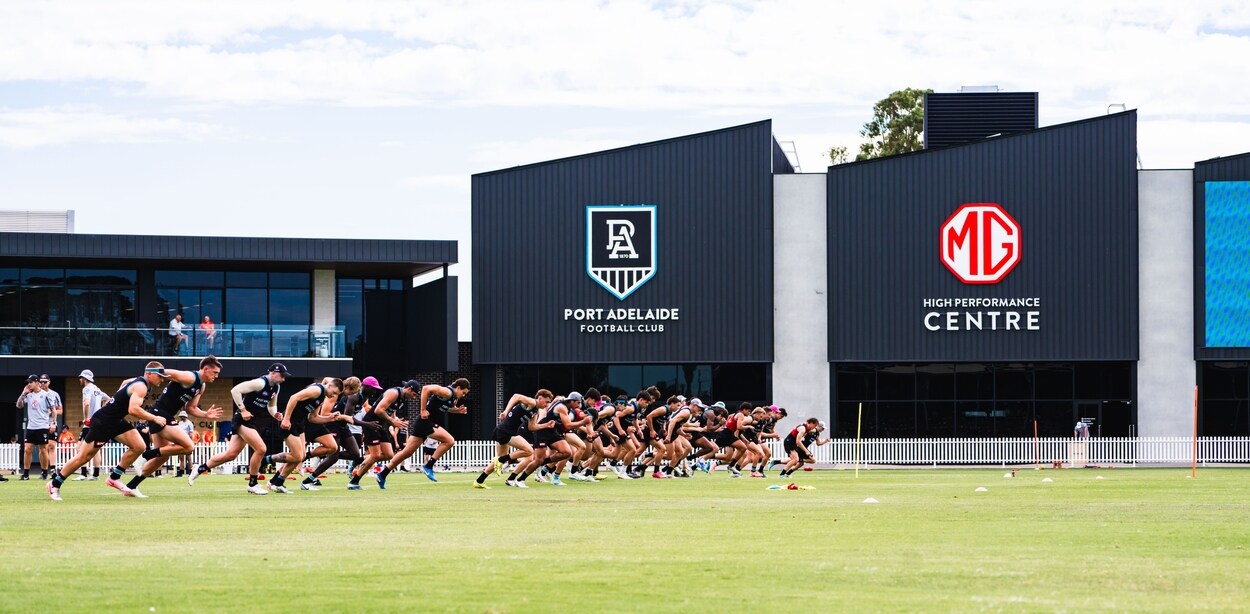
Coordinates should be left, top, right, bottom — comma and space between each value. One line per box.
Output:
855, 87, 932, 160
827, 145, 849, 165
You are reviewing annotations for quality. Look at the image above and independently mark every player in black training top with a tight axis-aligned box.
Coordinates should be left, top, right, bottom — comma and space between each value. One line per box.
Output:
189, 362, 288, 495
381, 378, 469, 484
474, 388, 550, 488
124, 356, 225, 497
47, 361, 167, 501
264, 377, 343, 493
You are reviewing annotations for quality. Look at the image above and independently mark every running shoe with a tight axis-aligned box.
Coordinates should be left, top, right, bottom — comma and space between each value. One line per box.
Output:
247, 484, 268, 495
568, 472, 588, 482
46, 482, 61, 501
749, 471, 764, 478
19, 474, 30, 481
300, 482, 320, 491
504, 479, 517, 487
128, 489, 149, 498
268, 483, 292, 494
72, 474, 89, 481
708, 460, 718, 472
493, 457, 504, 477
421, 466, 437, 482
376, 473, 387, 490
347, 483, 363, 491
105, 478, 132, 495
87, 475, 99, 481
652, 472, 668, 479
514, 480, 529, 489
551, 475, 565, 486
534, 472, 548, 483
473, 482, 490, 489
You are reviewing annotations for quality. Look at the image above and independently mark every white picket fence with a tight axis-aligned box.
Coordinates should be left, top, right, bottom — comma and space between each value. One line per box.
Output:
1, 437, 1247, 474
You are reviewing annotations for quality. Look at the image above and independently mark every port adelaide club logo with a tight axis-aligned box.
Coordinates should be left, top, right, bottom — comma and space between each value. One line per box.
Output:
586, 204, 656, 300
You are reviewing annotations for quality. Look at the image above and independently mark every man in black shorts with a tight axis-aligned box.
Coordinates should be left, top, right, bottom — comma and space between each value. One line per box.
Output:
46, 362, 167, 501
124, 356, 225, 497
348, 379, 413, 490
476, 389, 549, 488
381, 378, 469, 484
189, 363, 288, 495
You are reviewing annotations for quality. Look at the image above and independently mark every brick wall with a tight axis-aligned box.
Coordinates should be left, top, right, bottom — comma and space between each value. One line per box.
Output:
412, 342, 482, 438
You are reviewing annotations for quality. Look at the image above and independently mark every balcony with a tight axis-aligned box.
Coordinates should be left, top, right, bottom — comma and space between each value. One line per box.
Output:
0, 323, 346, 358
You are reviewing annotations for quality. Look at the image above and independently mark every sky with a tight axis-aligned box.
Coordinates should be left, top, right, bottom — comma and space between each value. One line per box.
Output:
3, 1, 1250, 340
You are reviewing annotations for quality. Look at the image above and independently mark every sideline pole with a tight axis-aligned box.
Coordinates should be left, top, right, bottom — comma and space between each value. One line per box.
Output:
855, 402, 863, 478
1033, 420, 1040, 470
1192, 386, 1199, 479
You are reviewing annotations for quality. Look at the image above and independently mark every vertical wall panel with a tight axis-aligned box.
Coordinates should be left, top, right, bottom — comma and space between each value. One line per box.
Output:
1193, 152, 1250, 360
473, 121, 775, 364
828, 112, 1138, 362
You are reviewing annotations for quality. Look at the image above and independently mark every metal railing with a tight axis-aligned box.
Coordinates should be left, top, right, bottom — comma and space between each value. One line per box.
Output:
0, 323, 345, 358
2, 437, 1246, 474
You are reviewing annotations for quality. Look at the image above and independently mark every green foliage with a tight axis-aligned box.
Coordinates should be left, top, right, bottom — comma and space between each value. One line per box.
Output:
3, 469, 1248, 611
827, 145, 849, 165
856, 87, 933, 160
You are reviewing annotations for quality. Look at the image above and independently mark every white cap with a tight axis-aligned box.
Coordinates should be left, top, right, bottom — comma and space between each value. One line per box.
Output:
676, 395, 687, 402
818, 421, 827, 430
689, 398, 706, 408
566, 391, 584, 402
78, 369, 95, 383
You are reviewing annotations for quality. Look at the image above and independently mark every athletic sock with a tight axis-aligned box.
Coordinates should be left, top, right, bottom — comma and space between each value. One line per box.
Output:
270, 474, 284, 486
80, 467, 88, 477
141, 448, 161, 460
424, 458, 436, 470
92, 467, 101, 478
51, 473, 66, 488
379, 467, 392, 479
109, 466, 125, 481
21, 468, 28, 478
497, 454, 510, 464
196, 464, 209, 475
248, 474, 259, 487
475, 473, 488, 484
349, 474, 361, 485
663, 466, 674, 475
126, 475, 146, 489
506, 472, 519, 482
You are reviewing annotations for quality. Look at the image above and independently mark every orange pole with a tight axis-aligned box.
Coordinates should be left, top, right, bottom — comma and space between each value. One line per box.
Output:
1033, 420, 1040, 470
1192, 386, 1199, 479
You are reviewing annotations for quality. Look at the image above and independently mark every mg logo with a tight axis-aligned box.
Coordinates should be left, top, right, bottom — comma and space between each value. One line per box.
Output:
587, 204, 656, 300
940, 203, 1020, 284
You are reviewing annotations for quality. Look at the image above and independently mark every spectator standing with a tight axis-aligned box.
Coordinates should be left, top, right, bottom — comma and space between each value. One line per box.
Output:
40, 374, 63, 434
169, 313, 188, 355
199, 315, 217, 351
15, 374, 55, 480
76, 369, 110, 480
1074, 420, 1091, 440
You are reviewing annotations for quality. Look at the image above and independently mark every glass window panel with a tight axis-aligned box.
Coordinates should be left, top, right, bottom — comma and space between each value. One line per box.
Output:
995, 365, 1033, 400
21, 285, 65, 323
877, 365, 915, 400
836, 365, 875, 400
199, 290, 222, 328
67, 288, 136, 326
956, 400, 995, 437
1075, 362, 1134, 399
226, 288, 267, 325
156, 271, 224, 287
157, 289, 180, 325
917, 401, 955, 438
66, 269, 136, 286
916, 364, 955, 400
955, 364, 994, 400
991, 400, 1032, 437
1034, 401, 1074, 437
711, 364, 769, 406
1201, 400, 1247, 437
179, 289, 202, 327
0, 268, 17, 285
1202, 362, 1248, 400
834, 401, 870, 439
22, 268, 64, 285
226, 272, 267, 288
1035, 365, 1074, 400
607, 365, 642, 398
269, 289, 310, 326
269, 272, 310, 289
337, 279, 363, 358
572, 365, 610, 395
0, 280, 17, 324
642, 365, 678, 396
877, 401, 916, 437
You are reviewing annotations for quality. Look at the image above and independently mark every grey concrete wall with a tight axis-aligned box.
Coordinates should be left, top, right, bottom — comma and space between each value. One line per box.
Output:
1137, 170, 1195, 437
772, 174, 830, 433
313, 269, 336, 329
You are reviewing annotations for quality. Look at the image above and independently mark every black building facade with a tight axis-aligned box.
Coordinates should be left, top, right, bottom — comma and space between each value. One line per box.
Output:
472, 121, 784, 422
827, 112, 1140, 438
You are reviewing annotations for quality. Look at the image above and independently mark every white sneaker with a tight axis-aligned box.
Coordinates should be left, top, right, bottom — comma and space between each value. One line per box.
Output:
188, 470, 203, 486
72, 474, 89, 481
46, 482, 61, 501
129, 489, 149, 499
514, 480, 529, 489
567, 472, 587, 482
300, 482, 320, 491
247, 484, 268, 495
268, 482, 293, 494
504, 479, 516, 487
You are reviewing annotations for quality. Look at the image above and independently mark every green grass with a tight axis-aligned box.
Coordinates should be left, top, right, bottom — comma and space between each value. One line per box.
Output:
2, 467, 1248, 613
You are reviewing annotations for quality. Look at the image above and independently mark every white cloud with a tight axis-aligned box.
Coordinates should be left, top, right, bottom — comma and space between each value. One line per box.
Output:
0, 105, 227, 148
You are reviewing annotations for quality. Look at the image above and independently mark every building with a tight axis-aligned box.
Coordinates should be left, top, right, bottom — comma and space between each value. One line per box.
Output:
472, 102, 1250, 440
0, 232, 459, 442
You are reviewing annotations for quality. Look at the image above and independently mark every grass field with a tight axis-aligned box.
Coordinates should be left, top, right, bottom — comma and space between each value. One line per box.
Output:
2, 466, 1247, 613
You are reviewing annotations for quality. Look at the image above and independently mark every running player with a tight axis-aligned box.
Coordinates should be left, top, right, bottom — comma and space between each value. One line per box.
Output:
380, 378, 469, 484
477, 389, 549, 488
46, 362, 167, 501
265, 377, 343, 493
779, 418, 829, 477
124, 356, 225, 497
347, 379, 414, 490
188, 362, 288, 495
301, 376, 376, 490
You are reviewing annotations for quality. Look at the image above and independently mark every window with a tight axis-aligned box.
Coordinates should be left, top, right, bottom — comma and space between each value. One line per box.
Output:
226, 288, 267, 325
269, 289, 310, 325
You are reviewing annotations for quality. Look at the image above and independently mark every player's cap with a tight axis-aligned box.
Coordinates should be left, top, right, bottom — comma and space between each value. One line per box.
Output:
268, 362, 290, 376
818, 420, 827, 430
39, 373, 50, 382
402, 379, 421, 390
25, 374, 40, 383
768, 404, 778, 412
78, 369, 95, 383
566, 391, 584, 402
711, 401, 726, 409
177, 410, 188, 418
676, 395, 687, 402
361, 376, 382, 390
690, 398, 706, 408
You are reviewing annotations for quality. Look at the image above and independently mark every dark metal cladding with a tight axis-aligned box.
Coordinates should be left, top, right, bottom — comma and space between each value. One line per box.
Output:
772, 137, 796, 174
924, 92, 1039, 150
1193, 151, 1250, 360
0, 232, 457, 277
827, 111, 1139, 362
407, 276, 459, 372
472, 121, 776, 364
